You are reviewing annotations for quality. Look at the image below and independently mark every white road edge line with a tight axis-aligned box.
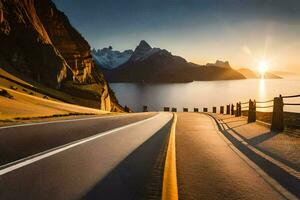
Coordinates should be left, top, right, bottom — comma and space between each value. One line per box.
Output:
0, 112, 151, 130
207, 114, 298, 200
0, 113, 162, 176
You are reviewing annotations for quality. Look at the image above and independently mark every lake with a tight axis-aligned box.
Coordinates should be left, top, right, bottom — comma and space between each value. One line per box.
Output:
110, 78, 300, 113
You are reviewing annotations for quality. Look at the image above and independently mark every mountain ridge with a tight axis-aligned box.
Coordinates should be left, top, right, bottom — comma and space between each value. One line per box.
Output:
237, 68, 282, 79
101, 40, 246, 82
92, 46, 133, 69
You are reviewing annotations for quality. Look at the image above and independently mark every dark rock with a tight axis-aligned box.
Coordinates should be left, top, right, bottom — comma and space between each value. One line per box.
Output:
0, 88, 13, 99
0, 0, 123, 111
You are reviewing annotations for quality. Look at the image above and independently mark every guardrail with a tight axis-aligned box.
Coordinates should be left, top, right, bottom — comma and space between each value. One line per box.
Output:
142, 93, 299, 132
225, 94, 299, 132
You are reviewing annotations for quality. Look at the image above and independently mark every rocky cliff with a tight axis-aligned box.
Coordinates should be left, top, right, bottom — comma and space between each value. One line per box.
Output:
0, 0, 122, 111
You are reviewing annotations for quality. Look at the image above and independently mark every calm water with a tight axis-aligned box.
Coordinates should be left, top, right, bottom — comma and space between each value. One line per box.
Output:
110, 78, 300, 113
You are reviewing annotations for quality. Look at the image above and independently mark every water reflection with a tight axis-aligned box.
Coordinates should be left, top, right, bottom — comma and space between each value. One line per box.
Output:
259, 79, 266, 101
257, 79, 271, 112
110, 79, 300, 113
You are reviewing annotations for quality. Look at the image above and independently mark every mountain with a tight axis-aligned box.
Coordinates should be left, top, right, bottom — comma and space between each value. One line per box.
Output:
206, 60, 231, 69
102, 40, 246, 82
262, 72, 282, 79
237, 68, 258, 79
0, 0, 122, 111
129, 40, 162, 61
270, 70, 297, 77
92, 46, 133, 69
237, 68, 282, 79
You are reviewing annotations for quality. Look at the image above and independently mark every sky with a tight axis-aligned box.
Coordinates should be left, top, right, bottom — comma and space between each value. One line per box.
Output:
53, 0, 300, 72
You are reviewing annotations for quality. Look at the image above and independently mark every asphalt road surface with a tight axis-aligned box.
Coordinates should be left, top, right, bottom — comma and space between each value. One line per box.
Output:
0, 112, 297, 200
0, 112, 157, 165
0, 112, 173, 200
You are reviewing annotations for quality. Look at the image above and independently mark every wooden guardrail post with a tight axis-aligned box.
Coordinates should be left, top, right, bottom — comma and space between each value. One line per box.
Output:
231, 104, 234, 115
235, 102, 239, 117
164, 107, 170, 112
248, 99, 256, 123
203, 108, 208, 112
143, 105, 148, 112
220, 106, 224, 114
183, 108, 188, 112
226, 105, 230, 114
271, 96, 284, 132
194, 108, 199, 112
238, 102, 242, 116
124, 106, 130, 113
213, 107, 216, 113
172, 107, 177, 112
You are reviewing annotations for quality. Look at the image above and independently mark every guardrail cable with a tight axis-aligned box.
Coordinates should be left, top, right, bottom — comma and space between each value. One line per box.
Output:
282, 94, 300, 99
256, 105, 274, 109
241, 99, 273, 105
256, 99, 274, 104
284, 103, 300, 106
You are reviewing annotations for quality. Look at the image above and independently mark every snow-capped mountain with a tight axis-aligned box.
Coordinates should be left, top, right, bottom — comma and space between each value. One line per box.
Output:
92, 40, 169, 69
130, 40, 164, 61
92, 46, 133, 69
102, 40, 246, 82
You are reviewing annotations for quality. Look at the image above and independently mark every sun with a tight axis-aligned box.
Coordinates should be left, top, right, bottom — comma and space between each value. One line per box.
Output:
258, 60, 269, 76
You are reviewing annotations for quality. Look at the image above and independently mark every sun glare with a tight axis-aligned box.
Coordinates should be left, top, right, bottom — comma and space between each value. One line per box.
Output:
258, 60, 268, 76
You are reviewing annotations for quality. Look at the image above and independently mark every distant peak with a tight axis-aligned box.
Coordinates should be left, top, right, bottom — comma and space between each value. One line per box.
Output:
137, 40, 152, 51
206, 60, 231, 68
129, 40, 154, 61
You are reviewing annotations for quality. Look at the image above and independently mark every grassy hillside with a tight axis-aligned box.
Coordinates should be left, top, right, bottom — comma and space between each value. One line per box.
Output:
0, 68, 115, 124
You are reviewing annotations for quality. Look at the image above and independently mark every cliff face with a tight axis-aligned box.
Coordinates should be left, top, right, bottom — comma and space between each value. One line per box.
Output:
0, 0, 67, 87
35, 0, 93, 84
0, 0, 122, 111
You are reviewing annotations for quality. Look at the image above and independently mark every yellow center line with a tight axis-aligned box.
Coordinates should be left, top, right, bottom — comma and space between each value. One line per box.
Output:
162, 113, 178, 200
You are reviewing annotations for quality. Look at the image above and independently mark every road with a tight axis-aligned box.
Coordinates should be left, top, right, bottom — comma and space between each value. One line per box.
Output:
175, 113, 287, 200
0, 112, 297, 200
0, 112, 173, 200
0, 112, 156, 165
